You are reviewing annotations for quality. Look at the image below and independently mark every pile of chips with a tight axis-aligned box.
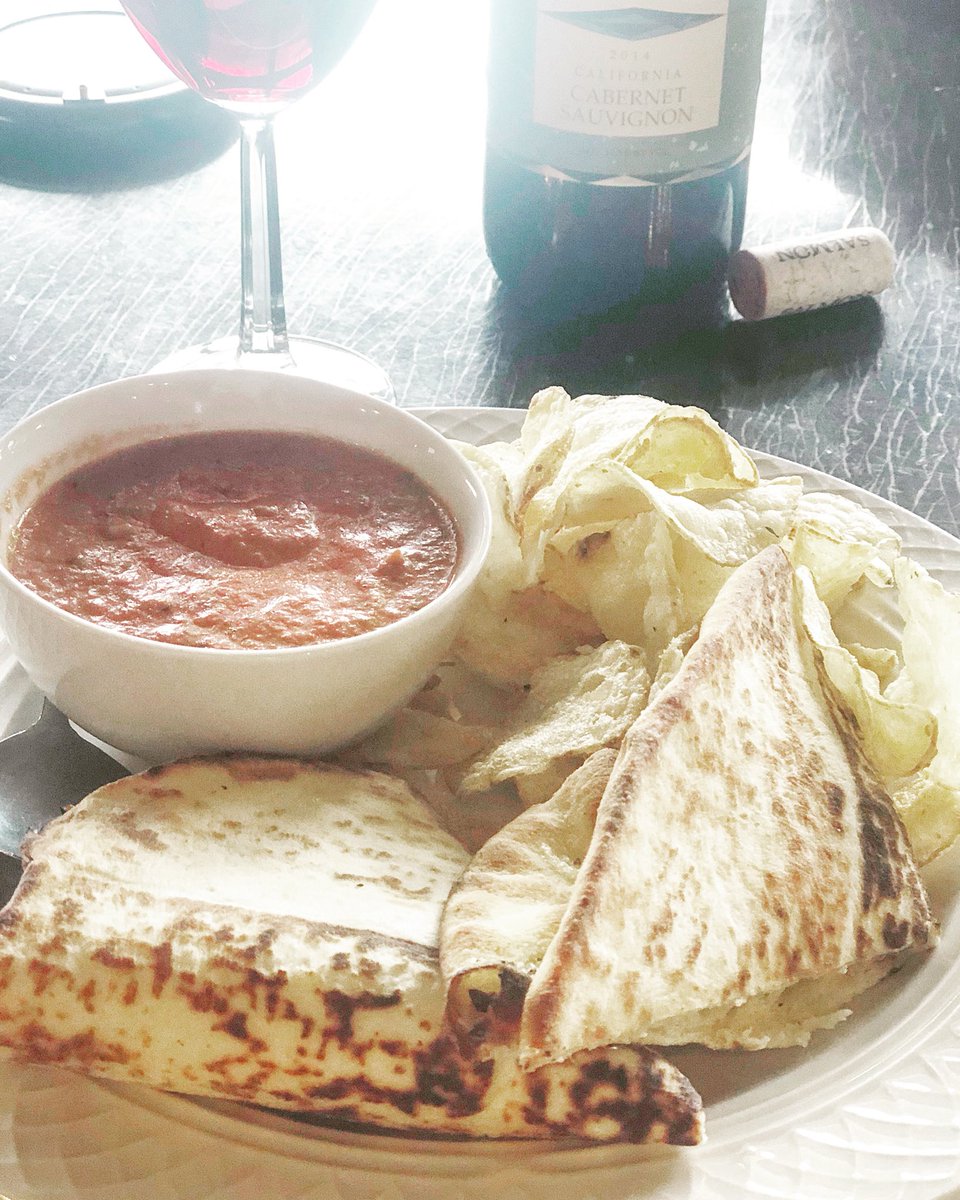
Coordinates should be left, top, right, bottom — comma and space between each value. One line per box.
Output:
342, 388, 960, 866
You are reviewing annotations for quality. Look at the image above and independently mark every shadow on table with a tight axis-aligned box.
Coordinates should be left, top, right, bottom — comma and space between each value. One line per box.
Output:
0, 91, 238, 193
0, 853, 20, 908
722, 298, 886, 390
483, 276, 730, 408
483, 281, 886, 413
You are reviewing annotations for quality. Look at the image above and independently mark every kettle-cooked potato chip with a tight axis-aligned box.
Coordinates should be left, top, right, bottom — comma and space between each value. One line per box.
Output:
516, 388, 756, 504
451, 436, 603, 685
623, 405, 758, 493
783, 491, 901, 607
453, 440, 527, 603
339, 707, 495, 772
516, 390, 764, 584
460, 641, 649, 795
539, 473, 799, 667
846, 642, 899, 687
538, 462, 800, 568
796, 567, 937, 782
454, 584, 602, 686
885, 558, 960, 863
543, 515, 681, 665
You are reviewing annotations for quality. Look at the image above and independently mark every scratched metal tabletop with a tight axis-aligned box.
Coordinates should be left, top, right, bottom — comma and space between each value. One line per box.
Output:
0, 0, 956, 539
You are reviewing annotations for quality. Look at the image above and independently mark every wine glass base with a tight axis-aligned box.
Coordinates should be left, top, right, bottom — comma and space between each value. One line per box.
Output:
147, 335, 395, 403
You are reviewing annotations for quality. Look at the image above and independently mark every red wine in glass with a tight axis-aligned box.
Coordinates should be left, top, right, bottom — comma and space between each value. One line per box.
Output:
122, 0, 377, 112
119, 0, 391, 397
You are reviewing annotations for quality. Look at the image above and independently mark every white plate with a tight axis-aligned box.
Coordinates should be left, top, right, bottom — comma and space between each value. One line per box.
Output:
1, 406, 960, 1200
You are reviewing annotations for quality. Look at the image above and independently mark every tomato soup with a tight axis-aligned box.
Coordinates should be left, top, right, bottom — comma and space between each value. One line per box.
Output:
7, 431, 460, 650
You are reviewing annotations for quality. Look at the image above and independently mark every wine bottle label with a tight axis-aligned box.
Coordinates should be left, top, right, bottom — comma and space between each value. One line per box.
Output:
488, 0, 766, 184
533, 0, 728, 139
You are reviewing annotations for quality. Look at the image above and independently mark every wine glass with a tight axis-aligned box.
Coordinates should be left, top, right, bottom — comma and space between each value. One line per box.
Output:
119, 0, 393, 401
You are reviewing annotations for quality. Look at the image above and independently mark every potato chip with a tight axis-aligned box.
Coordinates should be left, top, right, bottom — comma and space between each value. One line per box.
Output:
460, 641, 649, 794
543, 515, 681, 662
517, 389, 666, 489
892, 558, 960, 736
783, 491, 901, 608
621, 405, 758, 493
539, 473, 799, 668
452, 440, 527, 602
846, 642, 899, 688
514, 756, 585, 808
518, 386, 582, 458
796, 568, 937, 781
648, 627, 699, 703
884, 558, 960, 862
518, 388, 756, 499
524, 460, 799, 588
453, 584, 602, 686
517, 430, 575, 521
891, 772, 960, 867
453, 393, 806, 688
451, 437, 603, 685
339, 707, 494, 771
516, 392, 767, 585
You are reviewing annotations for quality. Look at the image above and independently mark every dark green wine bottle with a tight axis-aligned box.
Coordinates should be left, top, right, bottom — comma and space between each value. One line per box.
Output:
483, 0, 768, 315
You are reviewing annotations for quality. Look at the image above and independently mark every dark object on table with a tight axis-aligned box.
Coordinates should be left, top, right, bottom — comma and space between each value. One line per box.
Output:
0, 699, 128, 903
723, 298, 886, 387
0, 0, 237, 192
482, 0, 767, 315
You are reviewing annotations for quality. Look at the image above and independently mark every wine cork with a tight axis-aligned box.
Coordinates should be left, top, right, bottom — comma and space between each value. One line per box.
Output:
727, 226, 895, 321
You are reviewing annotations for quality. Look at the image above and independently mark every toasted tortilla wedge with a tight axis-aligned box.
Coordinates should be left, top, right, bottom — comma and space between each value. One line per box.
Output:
516, 546, 937, 1067
0, 757, 701, 1143
441, 750, 617, 1046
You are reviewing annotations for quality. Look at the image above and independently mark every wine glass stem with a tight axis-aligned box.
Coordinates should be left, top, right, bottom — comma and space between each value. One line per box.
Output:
239, 118, 290, 359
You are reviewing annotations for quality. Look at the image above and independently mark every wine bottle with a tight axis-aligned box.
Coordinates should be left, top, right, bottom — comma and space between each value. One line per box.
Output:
484, 0, 768, 315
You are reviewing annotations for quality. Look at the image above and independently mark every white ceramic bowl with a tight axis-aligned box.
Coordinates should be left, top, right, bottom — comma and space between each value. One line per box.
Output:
0, 371, 491, 763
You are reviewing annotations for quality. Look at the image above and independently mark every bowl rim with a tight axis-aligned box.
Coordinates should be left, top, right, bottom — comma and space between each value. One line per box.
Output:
0, 371, 493, 660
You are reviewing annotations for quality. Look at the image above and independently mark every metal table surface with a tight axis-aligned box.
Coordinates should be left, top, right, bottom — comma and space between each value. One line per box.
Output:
0, 0, 956, 539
